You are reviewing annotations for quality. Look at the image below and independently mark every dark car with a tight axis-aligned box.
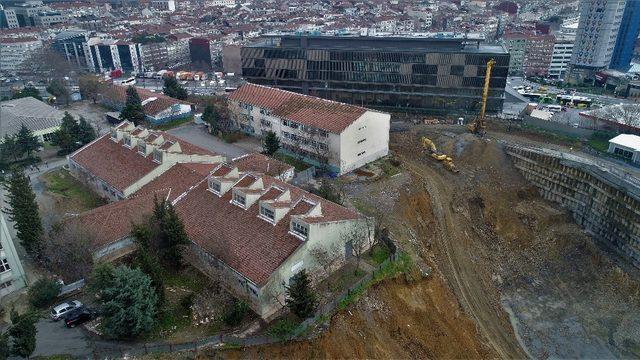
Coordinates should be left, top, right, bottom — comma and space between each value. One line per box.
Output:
63, 307, 94, 328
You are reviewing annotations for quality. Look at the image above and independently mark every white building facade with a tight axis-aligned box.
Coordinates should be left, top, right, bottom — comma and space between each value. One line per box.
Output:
549, 35, 575, 79
228, 84, 391, 175
0, 37, 42, 73
0, 214, 27, 299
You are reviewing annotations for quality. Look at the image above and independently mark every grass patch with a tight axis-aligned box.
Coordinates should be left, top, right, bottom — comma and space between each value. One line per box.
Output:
40, 169, 106, 211
377, 158, 401, 177
152, 116, 193, 131
350, 197, 376, 216
268, 318, 299, 340
163, 269, 207, 293
219, 131, 243, 143
365, 244, 390, 265
588, 131, 616, 153
274, 153, 311, 171
337, 252, 412, 311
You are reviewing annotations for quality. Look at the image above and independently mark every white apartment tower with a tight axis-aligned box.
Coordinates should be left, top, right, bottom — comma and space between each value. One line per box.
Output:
569, 0, 626, 81
549, 35, 575, 79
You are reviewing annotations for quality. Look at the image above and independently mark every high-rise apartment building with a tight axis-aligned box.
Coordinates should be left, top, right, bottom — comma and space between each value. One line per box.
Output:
610, 0, 640, 70
0, 5, 19, 29
549, 35, 575, 79
52, 30, 94, 70
241, 34, 509, 114
569, 0, 626, 81
0, 37, 42, 73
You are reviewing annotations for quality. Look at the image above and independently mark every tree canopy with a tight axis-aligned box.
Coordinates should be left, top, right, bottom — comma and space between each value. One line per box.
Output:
163, 77, 188, 100
101, 266, 158, 339
11, 86, 41, 101
120, 86, 146, 126
51, 112, 94, 155
262, 130, 280, 156
2, 169, 43, 256
47, 79, 71, 105
7, 310, 38, 358
78, 75, 102, 103
285, 269, 317, 319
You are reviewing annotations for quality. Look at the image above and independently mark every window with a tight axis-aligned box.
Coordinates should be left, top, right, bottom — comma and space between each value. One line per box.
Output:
110, 130, 117, 140
260, 119, 271, 127
260, 205, 275, 221
232, 192, 246, 207
153, 150, 162, 163
0, 258, 10, 273
247, 284, 259, 297
0, 280, 12, 290
123, 135, 131, 147
357, 138, 366, 144
138, 142, 146, 154
208, 178, 221, 194
357, 151, 366, 156
291, 221, 308, 238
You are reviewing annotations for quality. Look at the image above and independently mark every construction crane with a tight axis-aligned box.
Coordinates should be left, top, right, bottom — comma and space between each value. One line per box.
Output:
420, 136, 459, 173
467, 58, 496, 136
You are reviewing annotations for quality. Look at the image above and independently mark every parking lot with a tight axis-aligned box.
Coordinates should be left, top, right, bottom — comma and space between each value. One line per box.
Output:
32, 317, 91, 358
167, 123, 261, 159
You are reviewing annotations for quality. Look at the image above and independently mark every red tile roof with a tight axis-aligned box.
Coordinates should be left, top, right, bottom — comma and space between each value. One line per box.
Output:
232, 153, 294, 178
136, 163, 217, 201
100, 84, 192, 117
228, 83, 370, 133
70, 134, 161, 192
68, 189, 169, 250
174, 173, 360, 285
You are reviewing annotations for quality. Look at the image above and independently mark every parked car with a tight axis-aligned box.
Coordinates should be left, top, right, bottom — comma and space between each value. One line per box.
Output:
63, 307, 94, 328
50, 300, 83, 321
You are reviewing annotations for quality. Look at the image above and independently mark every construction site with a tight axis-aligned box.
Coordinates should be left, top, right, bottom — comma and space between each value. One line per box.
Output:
213, 114, 640, 359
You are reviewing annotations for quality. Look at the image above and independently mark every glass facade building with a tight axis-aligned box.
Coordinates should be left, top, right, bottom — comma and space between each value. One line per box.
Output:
241, 34, 510, 114
610, 0, 640, 71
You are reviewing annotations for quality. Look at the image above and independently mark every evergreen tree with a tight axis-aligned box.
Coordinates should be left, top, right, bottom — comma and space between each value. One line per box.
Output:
285, 269, 317, 319
51, 112, 80, 155
132, 223, 165, 304
0, 331, 9, 360
120, 86, 146, 126
46, 79, 70, 105
8, 310, 38, 358
2, 169, 43, 256
202, 104, 219, 134
163, 77, 188, 100
77, 116, 96, 145
154, 198, 189, 267
12, 87, 41, 101
87, 262, 116, 297
101, 266, 158, 339
0, 135, 21, 163
15, 124, 42, 158
262, 131, 280, 156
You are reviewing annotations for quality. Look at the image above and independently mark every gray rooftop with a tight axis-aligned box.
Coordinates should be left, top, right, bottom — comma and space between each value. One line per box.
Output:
0, 97, 64, 138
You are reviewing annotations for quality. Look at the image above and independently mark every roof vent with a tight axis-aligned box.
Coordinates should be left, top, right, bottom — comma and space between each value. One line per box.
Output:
141, 97, 157, 106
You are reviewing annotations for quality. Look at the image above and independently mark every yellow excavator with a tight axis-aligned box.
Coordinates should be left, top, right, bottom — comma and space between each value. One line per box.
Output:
467, 58, 496, 136
420, 136, 459, 173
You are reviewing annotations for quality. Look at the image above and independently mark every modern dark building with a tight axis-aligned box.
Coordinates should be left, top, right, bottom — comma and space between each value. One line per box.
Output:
610, 0, 640, 71
189, 38, 212, 68
52, 30, 92, 70
240, 33, 510, 114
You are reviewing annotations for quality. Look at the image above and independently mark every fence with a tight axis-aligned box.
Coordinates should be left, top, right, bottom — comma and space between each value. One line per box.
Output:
292, 166, 316, 185
90, 254, 398, 358
59, 279, 85, 297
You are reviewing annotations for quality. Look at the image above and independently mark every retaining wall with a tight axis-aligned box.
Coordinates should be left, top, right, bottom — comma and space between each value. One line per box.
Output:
505, 145, 640, 268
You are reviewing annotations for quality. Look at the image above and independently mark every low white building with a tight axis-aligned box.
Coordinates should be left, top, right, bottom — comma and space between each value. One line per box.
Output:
0, 97, 64, 142
228, 83, 391, 175
608, 134, 640, 163
0, 214, 27, 299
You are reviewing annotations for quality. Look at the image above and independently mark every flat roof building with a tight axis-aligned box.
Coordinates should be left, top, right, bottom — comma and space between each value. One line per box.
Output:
241, 33, 510, 115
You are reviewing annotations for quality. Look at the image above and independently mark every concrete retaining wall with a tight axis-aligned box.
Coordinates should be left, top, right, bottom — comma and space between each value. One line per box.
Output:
505, 145, 640, 267
523, 116, 595, 139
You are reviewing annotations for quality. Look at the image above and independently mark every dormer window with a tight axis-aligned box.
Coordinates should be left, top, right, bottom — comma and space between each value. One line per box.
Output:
208, 178, 221, 194
232, 192, 246, 207
138, 142, 146, 154
123, 135, 132, 148
291, 221, 308, 239
152, 149, 162, 163
260, 205, 274, 222
110, 130, 117, 140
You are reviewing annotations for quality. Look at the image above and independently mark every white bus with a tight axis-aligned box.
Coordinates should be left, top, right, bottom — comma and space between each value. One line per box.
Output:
120, 77, 136, 86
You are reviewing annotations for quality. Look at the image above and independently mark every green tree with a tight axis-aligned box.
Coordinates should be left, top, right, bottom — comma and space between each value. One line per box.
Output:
262, 130, 280, 156
163, 77, 188, 100
202, 104, 219, 134
77, 116, 96, 145
120, 86, 146, 126
153, 198, 189, 267
101, 266, 158, 339
27, 278, 62, 308
2, 169, 43, 256
78, 75, 102, 103
12, 87, 41, 101
285, 269, 317, 319
15, 124, 42, 158
87, 262, 116, 298
132, 223, 166, 304
8, 310, 38, 358
47, 79, 70, 105
51, 112, 80, 155
0, 135, 21, 163
0, 331, 9, 360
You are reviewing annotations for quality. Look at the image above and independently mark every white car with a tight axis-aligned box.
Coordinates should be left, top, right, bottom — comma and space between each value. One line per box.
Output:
51, 300, 83, 321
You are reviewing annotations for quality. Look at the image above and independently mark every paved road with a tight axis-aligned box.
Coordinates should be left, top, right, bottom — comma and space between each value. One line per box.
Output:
31, 318, 91, 358
167, 123, 250, 159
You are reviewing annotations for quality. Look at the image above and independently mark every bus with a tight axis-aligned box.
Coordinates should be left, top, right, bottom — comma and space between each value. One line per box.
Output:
556, 94, 592, 107
121, 77, 136, 86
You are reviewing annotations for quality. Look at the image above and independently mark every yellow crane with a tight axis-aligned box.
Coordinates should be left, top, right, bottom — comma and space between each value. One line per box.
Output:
467, 58, 496, 136
420, 136, 459, 173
